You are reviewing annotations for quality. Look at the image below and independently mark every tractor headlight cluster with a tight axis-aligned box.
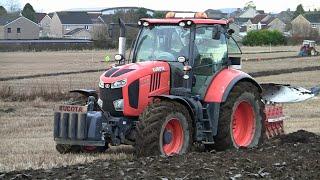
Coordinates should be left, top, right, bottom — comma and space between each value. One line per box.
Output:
99, 79, 104, 88
113, 99, 124, 111
111, 79, 127, 89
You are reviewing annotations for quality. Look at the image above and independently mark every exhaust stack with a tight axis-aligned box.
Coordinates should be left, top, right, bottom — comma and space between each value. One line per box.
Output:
118, 18, 126, 60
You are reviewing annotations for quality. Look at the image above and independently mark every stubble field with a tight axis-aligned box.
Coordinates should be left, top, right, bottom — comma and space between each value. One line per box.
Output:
0, 46, 319, 178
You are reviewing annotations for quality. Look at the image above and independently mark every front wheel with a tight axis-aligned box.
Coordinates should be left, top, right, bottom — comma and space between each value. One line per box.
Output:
211, 82, 265, 151
81, 144, 109, 153
135, 101, 193, 156
56, 144, 81, 154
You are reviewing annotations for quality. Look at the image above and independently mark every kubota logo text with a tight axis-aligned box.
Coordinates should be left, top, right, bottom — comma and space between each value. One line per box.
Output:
152, 66, 165, 72
58, 105, 85, 113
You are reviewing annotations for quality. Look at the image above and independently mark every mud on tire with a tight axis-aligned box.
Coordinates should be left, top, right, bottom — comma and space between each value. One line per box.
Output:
212, 81, 265, 151
135, 101, 193, 156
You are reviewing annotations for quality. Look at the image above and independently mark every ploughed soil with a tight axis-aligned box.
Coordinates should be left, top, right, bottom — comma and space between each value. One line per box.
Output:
1, 130, 319, 179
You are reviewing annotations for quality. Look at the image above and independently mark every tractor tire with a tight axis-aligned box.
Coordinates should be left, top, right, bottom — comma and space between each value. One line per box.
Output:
81, 144, 109, 153
135, 101, 193, 156
211, 82, 265, 151
56, 144, 81, 154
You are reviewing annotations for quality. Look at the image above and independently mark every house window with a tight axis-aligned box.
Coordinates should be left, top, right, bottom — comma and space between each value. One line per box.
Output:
7, 28, 11, 33
17, 28, 21, 33
311, 24, 317, 28
84, 25, 89, 30
65, 25, 70, 30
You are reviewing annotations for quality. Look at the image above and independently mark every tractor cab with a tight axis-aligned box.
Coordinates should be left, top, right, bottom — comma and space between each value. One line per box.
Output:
129, 13, 242, 98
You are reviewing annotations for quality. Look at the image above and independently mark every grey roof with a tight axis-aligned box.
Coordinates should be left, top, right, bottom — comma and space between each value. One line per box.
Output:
303, 13, 320, 23
250, 14, 268, 24
48, 13, 54, 18
261, 16, 276, 25
64, 28, 87, 35
35, 13, 47, 23
205, 9, 228, 19
56, 11, 93, 24
234, 17, 250, 25
98, 14, 113, 24
0, 15, 20, 25
230, 8, 243, 18
276, 11, 294, 24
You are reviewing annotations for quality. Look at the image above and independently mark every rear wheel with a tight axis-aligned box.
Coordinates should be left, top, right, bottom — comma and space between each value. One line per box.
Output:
56, 144, 81, 154
211, 82, 265, 151
135, 101, 193, 156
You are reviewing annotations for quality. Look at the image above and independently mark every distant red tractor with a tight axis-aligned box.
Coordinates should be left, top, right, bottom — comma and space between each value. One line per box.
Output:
53, 12, 319, 156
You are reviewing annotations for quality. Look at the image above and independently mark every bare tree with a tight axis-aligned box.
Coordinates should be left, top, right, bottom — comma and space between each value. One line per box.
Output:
4, 0, 21, 12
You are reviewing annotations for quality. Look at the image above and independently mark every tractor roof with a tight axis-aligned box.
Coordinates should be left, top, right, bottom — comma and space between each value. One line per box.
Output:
141, 18, 229, 25
141, 11, 231, 25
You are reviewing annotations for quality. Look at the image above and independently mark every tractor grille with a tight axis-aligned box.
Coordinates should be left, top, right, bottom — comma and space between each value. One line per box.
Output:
150, 73, 161, 92
99, 87, 123, 116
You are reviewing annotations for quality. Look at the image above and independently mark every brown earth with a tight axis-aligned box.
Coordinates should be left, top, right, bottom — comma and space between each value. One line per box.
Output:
1, 130, 319, 179
0, 47, 319, 179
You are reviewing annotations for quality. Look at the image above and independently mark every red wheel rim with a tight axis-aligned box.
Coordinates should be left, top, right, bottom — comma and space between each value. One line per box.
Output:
162, 118, 184, 155
82, 146, 96, 152
232, 101, 255, 147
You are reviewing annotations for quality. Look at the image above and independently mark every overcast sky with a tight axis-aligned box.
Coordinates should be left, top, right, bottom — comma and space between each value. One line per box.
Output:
1, 0, 319, 13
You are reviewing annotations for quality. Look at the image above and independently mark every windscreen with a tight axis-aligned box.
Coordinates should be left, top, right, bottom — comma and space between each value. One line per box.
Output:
135, 25, 191, 62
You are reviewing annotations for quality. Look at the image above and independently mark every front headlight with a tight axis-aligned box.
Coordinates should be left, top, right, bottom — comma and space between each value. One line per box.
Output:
113, 99, 124, 111
99, 79, 104, 88
111, 79, 127, 89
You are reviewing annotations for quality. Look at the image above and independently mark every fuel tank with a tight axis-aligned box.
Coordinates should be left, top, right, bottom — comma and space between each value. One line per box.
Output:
99, 61, 171, 117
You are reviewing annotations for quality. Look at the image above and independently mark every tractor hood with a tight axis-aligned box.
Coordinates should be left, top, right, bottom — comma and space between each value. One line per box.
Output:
99, 61, 171, 117
100, 61, 170, 85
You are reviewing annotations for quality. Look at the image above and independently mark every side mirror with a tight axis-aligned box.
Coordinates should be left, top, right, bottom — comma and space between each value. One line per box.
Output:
227, 29, 235, 35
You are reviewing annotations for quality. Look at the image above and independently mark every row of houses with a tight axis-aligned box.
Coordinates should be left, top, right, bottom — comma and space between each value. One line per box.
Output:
0, 7, 154, 40
0, 6, 319, 40
0, 11, 100, 40
206, 7, 320, 38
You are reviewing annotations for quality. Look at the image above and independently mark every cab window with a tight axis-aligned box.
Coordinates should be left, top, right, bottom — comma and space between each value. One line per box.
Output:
193, 26, 227, 76
228, 37, 241, 55
135, 25, 190, 62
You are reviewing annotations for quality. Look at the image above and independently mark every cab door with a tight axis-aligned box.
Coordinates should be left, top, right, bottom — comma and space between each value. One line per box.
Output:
191, 25, 228, 97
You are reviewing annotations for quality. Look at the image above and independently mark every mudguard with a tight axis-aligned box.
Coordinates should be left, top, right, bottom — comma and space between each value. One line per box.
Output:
70, 89, 98, 99
153, 95, 195, 116
203, 68, 261, 103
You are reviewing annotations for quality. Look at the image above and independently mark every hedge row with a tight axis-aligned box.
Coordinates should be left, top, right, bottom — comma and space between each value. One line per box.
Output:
242, 30, 286, 46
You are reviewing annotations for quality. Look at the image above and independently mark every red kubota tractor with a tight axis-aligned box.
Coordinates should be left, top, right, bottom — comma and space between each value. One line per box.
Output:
53, 12, 319, 156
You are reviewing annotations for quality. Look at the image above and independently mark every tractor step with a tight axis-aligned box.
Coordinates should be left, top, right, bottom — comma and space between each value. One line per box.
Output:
195, 103, 215, 143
